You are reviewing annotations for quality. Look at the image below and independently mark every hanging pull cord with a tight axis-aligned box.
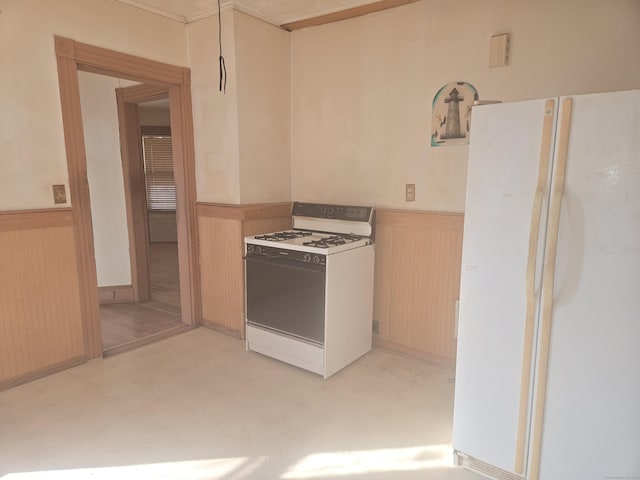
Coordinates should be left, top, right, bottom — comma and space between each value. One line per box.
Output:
219, 55, 226, 93
217, 0, 226, 93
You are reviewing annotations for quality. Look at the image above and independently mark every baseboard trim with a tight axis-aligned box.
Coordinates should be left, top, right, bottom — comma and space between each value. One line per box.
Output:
200, 318, 244, 340
103, 324, 194, 357
0, 355, 86, 392
98, 285, 134, 304
373, 336, 455, 368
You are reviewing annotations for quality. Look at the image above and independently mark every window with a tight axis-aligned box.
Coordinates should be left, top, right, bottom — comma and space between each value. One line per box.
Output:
142, 135, 175, 210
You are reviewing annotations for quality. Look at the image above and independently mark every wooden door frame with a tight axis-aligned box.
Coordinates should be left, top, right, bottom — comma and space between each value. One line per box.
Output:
55, 36, 200, 358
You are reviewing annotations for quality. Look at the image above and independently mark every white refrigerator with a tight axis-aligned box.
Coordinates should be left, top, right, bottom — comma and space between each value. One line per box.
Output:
452, 90, 640, 480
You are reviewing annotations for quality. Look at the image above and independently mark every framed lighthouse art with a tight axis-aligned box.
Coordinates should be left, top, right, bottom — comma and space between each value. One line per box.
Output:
431, 81, 478, 147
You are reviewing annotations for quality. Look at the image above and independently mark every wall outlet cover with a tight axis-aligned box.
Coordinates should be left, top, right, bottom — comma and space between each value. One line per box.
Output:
52, 184, 67, 204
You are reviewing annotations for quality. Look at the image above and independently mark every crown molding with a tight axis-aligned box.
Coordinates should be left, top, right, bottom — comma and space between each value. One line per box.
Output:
229, 3, 283, 28
114, 0, 188, 23
114, 0, 276, 26
282, 0, 419, 31
281, 0, 378, 26
114, 0, 416, 30
186, 2, 235, 23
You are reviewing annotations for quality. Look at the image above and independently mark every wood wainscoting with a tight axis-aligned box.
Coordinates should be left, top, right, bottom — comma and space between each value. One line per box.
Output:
196, 204, 463, 360
0, 209, 85, 390
196, 203, 292, 337
373, 209, 464, 364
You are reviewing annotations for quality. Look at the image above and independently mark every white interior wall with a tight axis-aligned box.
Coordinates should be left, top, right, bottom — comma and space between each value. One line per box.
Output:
188, 10, 242, 204
188, 10, 291, 205
235, 11, 291, 204
78, 72, 131, 287
0, 0, 187, 211
290, 0, 640, 212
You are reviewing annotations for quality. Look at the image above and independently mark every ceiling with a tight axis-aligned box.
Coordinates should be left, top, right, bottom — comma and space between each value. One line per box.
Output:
115, 0, 386, 26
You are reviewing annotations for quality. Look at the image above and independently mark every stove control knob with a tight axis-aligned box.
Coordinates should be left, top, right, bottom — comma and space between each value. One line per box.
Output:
312, 255, 320, 264
303, 253, 311, 263
327, 208, 334, 217
255, 246, 263, 255
247, 245, 254, 254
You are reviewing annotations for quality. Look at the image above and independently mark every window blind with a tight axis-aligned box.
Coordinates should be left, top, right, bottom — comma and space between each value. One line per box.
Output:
142, 135, 175, 211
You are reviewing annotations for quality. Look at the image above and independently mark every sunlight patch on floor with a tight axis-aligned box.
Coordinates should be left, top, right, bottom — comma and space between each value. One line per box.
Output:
1, 445, 456, 480
1, 457, 269, 480
281, 444, 453, 478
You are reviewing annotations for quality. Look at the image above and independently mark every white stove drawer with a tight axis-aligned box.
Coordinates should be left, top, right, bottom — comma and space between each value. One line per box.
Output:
246, 325, 324, 376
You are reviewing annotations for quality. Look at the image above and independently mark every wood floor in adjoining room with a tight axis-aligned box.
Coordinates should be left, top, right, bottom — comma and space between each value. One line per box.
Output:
100, 302, 184, 350
148, 241, 181, 309
100, 242, 182, 351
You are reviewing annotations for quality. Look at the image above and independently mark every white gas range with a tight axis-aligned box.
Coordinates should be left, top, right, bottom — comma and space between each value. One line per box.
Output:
244, 202, 375, 378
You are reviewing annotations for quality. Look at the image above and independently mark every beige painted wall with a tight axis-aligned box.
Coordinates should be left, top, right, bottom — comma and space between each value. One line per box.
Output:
4, 0, 638, 215
290, 0, 640, 212
235, 11, 291, 204
188, 10, 291, 205
78, 71, 132, 287
188, 10, 242, 204
0, 0, 187, 211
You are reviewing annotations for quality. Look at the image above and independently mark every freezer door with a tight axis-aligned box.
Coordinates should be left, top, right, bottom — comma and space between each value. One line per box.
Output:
453, 98, 558, 475
536, 90, 640, 479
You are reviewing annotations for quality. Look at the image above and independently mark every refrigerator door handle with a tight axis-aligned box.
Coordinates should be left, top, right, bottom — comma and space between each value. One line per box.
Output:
528, 97, 574, 480
514, 99, 557, 475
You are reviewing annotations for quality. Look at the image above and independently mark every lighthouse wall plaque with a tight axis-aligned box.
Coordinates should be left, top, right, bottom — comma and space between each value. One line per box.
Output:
431, 81, 478, 147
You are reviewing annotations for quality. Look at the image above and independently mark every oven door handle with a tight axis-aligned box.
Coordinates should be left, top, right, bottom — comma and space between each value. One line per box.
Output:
244, 254, 326, 273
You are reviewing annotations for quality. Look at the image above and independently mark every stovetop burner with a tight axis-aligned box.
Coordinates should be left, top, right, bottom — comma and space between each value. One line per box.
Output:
252, 230, 364, 249
246, 203, 374, 255
254, 230, 313, 241
303, 234, 363, 249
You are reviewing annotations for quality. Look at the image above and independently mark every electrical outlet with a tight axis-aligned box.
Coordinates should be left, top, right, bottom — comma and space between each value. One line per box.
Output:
405, 184, 416, 202
52, 184, 67, 204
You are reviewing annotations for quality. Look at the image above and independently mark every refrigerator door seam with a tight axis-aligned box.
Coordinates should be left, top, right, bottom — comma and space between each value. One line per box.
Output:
514, 98, 557, 475
527, 97, 574, 480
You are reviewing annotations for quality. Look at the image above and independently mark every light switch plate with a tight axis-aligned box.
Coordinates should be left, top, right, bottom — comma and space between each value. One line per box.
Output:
490, 33, 510, 68
52, 184, 67, 204
405, 184, 416, 202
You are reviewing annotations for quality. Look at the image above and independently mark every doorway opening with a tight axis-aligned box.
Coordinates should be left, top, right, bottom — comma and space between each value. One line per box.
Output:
141, 123, 181, 311
78, 73, 187, 355
55, 37, 200, 360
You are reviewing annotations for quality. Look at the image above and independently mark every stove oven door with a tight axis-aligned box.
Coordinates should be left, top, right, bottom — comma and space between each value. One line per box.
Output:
245, 254, 326, 345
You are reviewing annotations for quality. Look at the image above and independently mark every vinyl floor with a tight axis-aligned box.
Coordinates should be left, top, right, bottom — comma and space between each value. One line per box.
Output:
0, 328, 485, 480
